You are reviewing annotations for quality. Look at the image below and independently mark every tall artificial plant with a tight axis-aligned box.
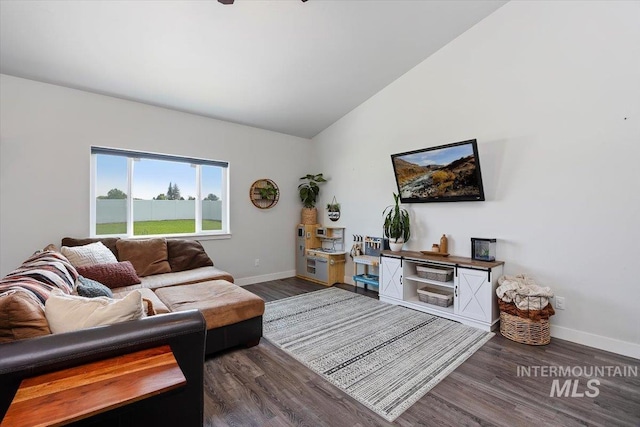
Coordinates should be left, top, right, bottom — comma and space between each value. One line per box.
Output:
383, 193, 410, 243
298, 173, 327, 208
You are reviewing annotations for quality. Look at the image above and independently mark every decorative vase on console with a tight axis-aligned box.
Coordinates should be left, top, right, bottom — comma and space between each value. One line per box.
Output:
383, 192, 410, 252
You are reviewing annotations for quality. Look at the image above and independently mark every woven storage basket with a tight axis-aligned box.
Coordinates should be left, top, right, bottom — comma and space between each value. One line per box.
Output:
301, 208, 317, 225
500, 311, 550, 345
416, 265, 454, 282
417, 287, 453, 307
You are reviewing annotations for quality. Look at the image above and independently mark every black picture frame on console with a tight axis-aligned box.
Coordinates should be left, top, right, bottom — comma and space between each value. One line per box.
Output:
390, 139, 485, 203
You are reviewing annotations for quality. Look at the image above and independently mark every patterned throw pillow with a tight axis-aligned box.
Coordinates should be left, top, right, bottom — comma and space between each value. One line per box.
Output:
76, 261, 141, 289
61, 242, 118, 268
0, 251, 77, 304
76, 276, 114, 298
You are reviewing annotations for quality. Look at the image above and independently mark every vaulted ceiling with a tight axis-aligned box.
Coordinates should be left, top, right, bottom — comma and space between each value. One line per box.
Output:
0, 1, 506, 138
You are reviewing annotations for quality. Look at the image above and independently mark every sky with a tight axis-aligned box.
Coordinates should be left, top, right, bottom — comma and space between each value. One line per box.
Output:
398, 143, 474, 167
96, 154, 222, 200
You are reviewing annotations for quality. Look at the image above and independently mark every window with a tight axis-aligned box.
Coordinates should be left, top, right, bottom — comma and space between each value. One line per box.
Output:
90, 147, 229, 238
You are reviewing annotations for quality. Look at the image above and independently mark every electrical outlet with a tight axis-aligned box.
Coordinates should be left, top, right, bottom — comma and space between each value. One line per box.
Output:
254, 259, 260, 267
556, 296, 565, 310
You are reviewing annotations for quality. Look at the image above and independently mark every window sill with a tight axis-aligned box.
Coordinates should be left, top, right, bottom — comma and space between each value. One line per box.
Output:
186, 233, 231, 241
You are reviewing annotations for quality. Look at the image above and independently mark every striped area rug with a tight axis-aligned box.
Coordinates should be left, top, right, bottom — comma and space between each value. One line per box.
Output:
263, 287, 493, 422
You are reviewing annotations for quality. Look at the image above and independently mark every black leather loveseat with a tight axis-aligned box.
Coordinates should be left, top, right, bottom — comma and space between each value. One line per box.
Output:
0, 310, 206, 427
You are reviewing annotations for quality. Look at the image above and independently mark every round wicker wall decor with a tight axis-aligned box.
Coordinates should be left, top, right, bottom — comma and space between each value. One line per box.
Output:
249, 179, 279, 209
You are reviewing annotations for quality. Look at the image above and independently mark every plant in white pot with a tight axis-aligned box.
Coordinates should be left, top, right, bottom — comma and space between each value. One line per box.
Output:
298, 173, 327, 224
383, 193, 410, 251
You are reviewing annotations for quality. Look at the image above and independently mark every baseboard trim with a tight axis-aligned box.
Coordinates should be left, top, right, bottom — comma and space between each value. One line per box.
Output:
235, 270, 296, 287
243, 274, 638, 359
550, 325, 640, 360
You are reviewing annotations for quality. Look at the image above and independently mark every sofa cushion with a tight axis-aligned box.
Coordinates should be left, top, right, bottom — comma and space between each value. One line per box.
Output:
76, 276, 114, 298
110, 266, 234, 294
76, 261, 141, 289
116, 238, 172, 277
43, 243, 60, 252
61, 242, 118, 268
167, 239, 214, 272
155, 280, 265, 329
0, 251, 77, 304
113, 288, 171, 315
62, 237, 120, 259
0, 290, 51, 343
45, 290, 145, 334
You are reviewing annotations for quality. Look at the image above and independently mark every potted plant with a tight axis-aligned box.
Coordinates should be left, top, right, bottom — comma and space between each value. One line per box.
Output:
257, 181, 278, 200
298, 173, 327, 224
383, 192, 410, 251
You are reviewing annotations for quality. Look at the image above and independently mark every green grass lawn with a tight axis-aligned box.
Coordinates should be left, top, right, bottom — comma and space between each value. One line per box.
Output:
96, 219, 222, 235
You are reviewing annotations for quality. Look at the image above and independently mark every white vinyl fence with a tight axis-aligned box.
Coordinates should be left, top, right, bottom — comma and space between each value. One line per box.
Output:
96, 200, 222, 223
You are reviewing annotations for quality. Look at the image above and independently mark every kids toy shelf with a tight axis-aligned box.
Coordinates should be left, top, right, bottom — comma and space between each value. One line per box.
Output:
351, 236, 386, 292
353, 255, 379, 292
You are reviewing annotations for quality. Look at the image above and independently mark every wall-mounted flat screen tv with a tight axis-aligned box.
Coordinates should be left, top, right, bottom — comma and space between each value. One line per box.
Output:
391, 139, 485, 203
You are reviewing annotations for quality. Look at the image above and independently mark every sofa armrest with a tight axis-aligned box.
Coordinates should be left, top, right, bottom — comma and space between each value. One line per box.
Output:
1, 310, 206, 426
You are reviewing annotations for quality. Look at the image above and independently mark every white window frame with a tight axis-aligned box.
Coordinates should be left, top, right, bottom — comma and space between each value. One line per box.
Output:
90, 147, 230, 239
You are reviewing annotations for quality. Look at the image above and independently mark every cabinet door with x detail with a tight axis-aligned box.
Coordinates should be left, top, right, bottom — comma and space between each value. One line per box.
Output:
380, 256, 403, 300
455, 267, 493, 323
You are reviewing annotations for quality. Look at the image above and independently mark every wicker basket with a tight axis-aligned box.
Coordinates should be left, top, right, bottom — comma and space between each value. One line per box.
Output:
301, 208, 317, 225
500, 311, 550, 345
416, 265, 454, 282
417, 287, 453, 307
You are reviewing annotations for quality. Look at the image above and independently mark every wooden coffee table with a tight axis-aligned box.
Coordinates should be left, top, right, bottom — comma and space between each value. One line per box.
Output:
2, 345, 186, 427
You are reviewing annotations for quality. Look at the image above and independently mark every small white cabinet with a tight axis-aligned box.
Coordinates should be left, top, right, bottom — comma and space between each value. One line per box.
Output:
379, 251, 504, 331
456, 267, 496, 324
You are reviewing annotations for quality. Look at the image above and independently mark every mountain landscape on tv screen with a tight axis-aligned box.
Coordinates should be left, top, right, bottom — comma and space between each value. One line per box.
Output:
393, 155, 481, 199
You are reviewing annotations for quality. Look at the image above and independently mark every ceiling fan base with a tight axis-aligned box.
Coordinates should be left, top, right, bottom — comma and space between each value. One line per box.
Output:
218, 0, 307, 3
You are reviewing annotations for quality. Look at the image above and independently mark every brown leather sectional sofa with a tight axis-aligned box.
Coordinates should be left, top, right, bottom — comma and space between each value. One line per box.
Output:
0, 237, 265, 425
60, 236, 266, 355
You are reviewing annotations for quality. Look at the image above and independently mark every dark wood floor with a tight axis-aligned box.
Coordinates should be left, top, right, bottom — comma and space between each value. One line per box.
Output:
203, 277, 640, 426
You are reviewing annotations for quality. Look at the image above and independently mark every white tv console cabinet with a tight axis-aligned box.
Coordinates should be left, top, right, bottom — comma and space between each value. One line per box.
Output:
379, 250, 504, 331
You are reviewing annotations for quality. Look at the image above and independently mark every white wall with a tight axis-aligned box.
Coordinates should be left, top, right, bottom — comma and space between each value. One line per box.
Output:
0, 75, 313, 283
313, 1, 640, 358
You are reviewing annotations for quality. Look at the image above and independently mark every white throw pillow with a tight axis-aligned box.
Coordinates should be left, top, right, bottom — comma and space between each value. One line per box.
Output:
45, 290, 144, 334
61, 241, 118, 268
